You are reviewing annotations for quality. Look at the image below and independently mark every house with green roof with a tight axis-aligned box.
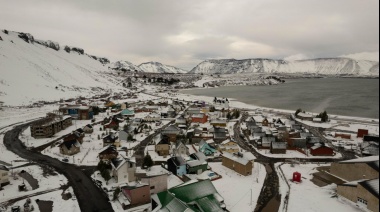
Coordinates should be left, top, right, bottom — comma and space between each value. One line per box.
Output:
151, 179, 226, 212
121, 109, 135, 119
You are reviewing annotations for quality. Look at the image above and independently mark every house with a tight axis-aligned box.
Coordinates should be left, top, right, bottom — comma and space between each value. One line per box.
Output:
104, 101, 115, 108
218, 139, 239, 153
262, 118, 269, 126
102, 133, 119, 147
135, 166, 169, 195
0, 165, 9, 187
59, 139, 80, 155
143, 113, 161, 122
335, 132, 352, 139
30, 114, 72, 138
361, 141, 379, 156
167, 156, 187, 176
186, 160, 208, 175
98, 145, 118, 160
121, 109, 135, 119
103, 117, 120, 129
155, 135, 170, 157
83, 124, 93, 134
172, 141, 189, 156
309, 143, 335, 156
357, 129, 369, 138
135, 106, 156, 113
191, 113, 208, 124
120, 183, 151, 209
330, 156, 379, 182
187, 107, 201, 116
151, 179, 226, 212
161, 125, 181, 143
59, 105, 93, 120
337, 178, 379, 212
199, 140, 217, 156
363, 135, 379, 143
167, 107, 176, 118
262, 137, 275, 148
111, 156, 136, 183
119, 130, 130, 142
222, 151, 253, 176
270, 142, 287, 154
288, 138, 307, 148
63, 131, 84, 144
132, 118, 143, 126
189, 152, 207, 163
175, 117, 187, 127
210, 119, 227, 127
209, 127, 229, 143
296, 112, 314, 121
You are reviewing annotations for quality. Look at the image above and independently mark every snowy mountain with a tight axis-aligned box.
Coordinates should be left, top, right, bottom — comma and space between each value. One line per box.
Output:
109, 60, 143, 72
189, 58, 379, 76
138, 62, 188, 74
0, 30, 125, 106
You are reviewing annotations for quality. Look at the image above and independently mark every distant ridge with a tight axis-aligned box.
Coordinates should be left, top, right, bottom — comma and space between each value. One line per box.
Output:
189, 58, 379, 76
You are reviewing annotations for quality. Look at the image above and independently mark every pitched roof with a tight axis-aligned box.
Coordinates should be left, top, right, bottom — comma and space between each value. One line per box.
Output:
222, 151, 250, 165
338, 156, 379, 164
0, 165, 9, 171
167, 180, 224, 211
359, 178, 379, 198
271, 142, 287, 149
168, 156, 186, 167
60, 139, 80, 150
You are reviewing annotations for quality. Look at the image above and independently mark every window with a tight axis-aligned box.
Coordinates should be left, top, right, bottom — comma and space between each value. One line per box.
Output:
357, 197, 367, 205
150, 186, 155, 189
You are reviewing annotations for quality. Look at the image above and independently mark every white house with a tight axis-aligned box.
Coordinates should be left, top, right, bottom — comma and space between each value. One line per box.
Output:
143, 113, 161, 122
0, 165, 9, 187
111, 156, 136, 183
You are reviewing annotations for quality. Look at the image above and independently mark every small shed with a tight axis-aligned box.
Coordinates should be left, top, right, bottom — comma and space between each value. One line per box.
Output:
293, 172, 301, 182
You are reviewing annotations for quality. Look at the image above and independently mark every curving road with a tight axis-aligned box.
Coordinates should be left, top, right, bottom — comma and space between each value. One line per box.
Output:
3, 123, 113, 212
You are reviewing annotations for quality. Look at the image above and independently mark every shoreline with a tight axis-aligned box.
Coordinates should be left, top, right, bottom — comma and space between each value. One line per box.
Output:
172, 90, 379, 124
177, 78, 379, 121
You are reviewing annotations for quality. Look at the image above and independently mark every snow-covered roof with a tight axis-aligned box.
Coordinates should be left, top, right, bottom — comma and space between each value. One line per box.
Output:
297, 112, 313, 118
222, 151, 250, 165
338, 156, 379, 164
135, 165, 169, 177
359, 178, 379, 198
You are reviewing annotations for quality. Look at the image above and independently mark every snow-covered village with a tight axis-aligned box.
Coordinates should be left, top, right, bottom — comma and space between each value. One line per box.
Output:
0, 1, 379, 212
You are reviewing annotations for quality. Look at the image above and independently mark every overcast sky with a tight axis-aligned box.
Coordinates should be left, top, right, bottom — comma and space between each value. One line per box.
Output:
0, 0, 378, 70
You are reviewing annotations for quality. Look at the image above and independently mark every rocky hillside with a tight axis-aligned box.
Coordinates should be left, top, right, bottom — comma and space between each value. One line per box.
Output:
109, 61, 143, 72
189, 58, 379, 76
138, 62, 188, 74
0, 30, 124, 105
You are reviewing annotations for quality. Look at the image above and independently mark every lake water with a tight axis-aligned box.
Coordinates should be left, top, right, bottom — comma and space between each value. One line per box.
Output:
181, 78, 379, 119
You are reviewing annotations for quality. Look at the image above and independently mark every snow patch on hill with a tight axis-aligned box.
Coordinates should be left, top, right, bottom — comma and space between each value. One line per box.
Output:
190, 58, 379, 76
138, 62, 188, 74
109, 60, 143, 72
0, 30, 125, 106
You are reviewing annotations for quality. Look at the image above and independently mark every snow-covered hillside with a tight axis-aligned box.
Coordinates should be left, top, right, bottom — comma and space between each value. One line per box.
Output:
189, 58, 379, 76
138, 62, 188, 74
0, 30, 125, 106
109, 60, 143, 72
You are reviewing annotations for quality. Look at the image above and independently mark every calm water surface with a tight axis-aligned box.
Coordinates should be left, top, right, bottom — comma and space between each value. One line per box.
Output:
181, 78, 379, 119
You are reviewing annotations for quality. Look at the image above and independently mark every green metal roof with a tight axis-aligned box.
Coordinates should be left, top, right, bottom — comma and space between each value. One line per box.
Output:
155, 180, 225, 212
121, 109, 134, 115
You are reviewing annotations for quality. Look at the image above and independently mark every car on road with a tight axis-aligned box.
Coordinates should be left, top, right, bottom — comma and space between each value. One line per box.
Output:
62, 158, 69, 162
72, 195, 77, 200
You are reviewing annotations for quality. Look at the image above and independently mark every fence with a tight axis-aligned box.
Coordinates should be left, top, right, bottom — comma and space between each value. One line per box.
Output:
277, 163, 290, 212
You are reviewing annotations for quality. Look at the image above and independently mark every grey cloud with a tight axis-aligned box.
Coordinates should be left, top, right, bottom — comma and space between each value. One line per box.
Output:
0, 0, 378, 69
